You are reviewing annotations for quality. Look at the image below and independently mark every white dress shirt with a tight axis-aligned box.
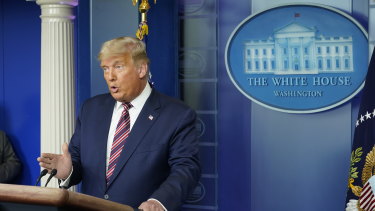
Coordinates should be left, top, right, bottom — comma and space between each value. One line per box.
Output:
105, 82, 151, 170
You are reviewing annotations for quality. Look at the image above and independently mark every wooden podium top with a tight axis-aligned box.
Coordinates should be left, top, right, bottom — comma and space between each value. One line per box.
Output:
0, 184, 134, 211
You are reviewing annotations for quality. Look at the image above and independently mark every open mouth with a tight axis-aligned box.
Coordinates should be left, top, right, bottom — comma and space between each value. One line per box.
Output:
110, 86, 119, 93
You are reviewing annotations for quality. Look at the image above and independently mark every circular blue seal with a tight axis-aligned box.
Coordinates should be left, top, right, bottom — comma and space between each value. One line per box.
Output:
225, 3, 368, 113
185, 182, 205, 203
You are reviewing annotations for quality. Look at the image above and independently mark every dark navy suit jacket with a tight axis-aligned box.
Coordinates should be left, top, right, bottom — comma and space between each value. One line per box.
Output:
67, 89, 200, 210
0, 131, 21, 183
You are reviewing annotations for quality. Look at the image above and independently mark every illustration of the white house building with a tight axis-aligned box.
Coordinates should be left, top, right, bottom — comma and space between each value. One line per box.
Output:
244, 22, 353, 74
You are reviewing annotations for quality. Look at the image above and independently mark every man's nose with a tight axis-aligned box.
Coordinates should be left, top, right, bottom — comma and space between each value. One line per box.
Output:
107, 69, 117, 80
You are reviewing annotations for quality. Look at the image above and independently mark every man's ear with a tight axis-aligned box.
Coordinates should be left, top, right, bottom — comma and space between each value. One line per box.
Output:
137, 63, 148, 78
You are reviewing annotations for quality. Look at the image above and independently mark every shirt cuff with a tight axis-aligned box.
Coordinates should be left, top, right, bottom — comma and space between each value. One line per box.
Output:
148, 198, 167, 211
59, 167, 73, 188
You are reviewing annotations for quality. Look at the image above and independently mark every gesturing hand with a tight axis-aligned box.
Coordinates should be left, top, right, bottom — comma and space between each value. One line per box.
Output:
37, 143, 72, 179
138, 200, 165, 211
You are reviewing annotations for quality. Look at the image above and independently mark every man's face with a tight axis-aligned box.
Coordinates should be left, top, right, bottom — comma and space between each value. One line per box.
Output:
101, 54, 147, 102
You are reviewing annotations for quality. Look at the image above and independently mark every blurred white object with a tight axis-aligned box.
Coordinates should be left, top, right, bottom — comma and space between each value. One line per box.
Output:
346, 199, 359, 211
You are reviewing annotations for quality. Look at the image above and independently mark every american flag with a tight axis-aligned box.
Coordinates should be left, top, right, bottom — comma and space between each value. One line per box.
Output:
345, 47, 375, 209
360, 176, 375, 211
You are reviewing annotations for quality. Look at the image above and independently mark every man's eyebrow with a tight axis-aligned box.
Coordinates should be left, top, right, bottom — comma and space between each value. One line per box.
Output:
101, 60, 120, 67
114, 61, 127, 65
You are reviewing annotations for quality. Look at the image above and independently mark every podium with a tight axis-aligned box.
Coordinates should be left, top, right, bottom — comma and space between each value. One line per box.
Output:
0, 184, 135, 211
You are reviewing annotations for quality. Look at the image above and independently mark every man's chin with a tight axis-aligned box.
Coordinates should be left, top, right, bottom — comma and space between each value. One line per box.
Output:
110, 92, 123, 102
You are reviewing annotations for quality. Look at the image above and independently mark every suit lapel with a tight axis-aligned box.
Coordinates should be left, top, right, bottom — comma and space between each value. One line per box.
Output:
107, 90, 161, 187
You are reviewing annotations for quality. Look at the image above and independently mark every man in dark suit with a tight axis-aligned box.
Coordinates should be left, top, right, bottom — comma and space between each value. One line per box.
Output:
38, 36, 200, 211
0, 131, 21, 183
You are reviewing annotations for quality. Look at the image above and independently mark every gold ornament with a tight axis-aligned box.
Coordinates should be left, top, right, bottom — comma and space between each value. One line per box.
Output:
132, 0, 156, 40
132, 0, 156, 6
348, 177, 362, 197
362, 146, 375, 184
348, 147, 363, 196
136, 23, 149, 41
347, 146, 375, 210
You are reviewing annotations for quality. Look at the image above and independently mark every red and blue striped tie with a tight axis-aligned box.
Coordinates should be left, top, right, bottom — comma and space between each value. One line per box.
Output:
106, 102, 132, 184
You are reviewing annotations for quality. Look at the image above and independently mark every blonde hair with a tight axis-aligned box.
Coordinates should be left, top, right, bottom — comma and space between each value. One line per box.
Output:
98, 36, 150, 66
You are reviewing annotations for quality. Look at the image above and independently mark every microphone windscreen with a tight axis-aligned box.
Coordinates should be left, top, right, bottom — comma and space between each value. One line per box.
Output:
41, 169, 48, 176
50, 169, 57, 176
35, 169, 49, 186
45, 169, 58, 187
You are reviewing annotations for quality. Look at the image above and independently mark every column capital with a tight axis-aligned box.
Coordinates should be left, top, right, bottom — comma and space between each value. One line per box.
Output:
36, 0, 78, 7
36, 0, 78, 21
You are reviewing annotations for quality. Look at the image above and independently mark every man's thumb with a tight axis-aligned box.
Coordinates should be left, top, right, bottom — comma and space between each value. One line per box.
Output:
62, 142, 70, 155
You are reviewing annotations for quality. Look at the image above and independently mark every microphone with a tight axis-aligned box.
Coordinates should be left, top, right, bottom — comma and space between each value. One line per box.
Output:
35, 169, 48, 186
44, 169, 57, 187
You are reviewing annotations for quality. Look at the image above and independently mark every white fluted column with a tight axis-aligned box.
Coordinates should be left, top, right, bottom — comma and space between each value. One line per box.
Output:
36, 0, 78, 188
